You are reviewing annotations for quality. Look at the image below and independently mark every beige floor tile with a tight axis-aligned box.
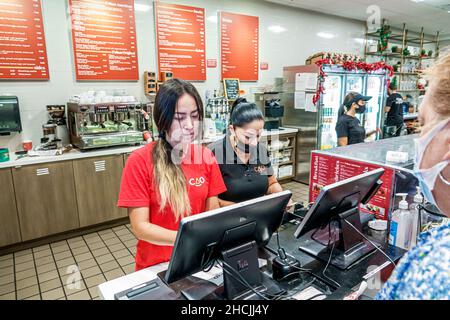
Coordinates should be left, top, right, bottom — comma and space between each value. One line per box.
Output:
71, 246, 90, 255
35, 255, 54, 266
56, 256, 76, 269
103, 238, 121, 246
0, 266, 14, 275
41, 287, 65, 300
68, 241, 86, 250
38, 270, 59, 283
84, 274, 106, 288
127, 247, 137, 255
77, 259, 98, 270
51, 244, 70, 254
104, 269, 124, 281
0, 259, 13, 268
80, 265, 102, 279
54, 250, 72, 261
0, 292, 15, 300
14, 249, 32, 257
108, 243, 126, 252
74, 252, 93, 263
122, 263, 135, 274
67, 236, 84, 244
123, 239, 136, 248
99, 233, 116, 241
112, 225, 126, 231
117, 255, 134, 267
33, 244, 50, 253
99, 260, 119, 273
15, 268, 36, 281
50, 240, 68, 248
0, 274, 14, 286
15, 261, 35, 273
37, 262, 57, 274
112, 249, 129, 259
91, 247, 109, 257
39, 278, 62, 293
60, 272, 82, 287
95, 253, 114, 265
98, 229, 113, 236
14, 254, 33, 264
0, 254, 13, 261
57, 296, 66, 300
16, 276, 38, 290
63, 282, 86, 296
114, 229, 130, 236
59, 265, 81, 280
16, 284, 39, 300
33, 249, 52, 259
87, 242, 106, 250
24, 294, 41, 300
67, 289, 90, 300
0, 283, 15, 295
88, 287, 99, 299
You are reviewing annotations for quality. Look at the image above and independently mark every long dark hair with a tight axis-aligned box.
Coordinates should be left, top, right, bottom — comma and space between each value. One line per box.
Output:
152, 78, 204, 220
338, 92, 358, 118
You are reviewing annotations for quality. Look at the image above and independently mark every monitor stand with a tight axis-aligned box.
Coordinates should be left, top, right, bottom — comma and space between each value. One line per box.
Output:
298, 207, 379, 270
178, 241, 286, 300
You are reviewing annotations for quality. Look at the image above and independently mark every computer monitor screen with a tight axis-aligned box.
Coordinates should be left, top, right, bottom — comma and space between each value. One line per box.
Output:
294, 168, 384, 270
164, 191, 292, 298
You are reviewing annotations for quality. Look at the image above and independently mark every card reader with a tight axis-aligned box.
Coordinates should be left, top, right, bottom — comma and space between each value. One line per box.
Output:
114, 277, 179, 300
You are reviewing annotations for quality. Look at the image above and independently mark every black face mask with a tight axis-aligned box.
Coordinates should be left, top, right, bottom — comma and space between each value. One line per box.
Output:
356, 104, 366, 114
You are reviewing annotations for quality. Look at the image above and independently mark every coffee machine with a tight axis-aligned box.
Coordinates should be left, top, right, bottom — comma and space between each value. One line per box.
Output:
67, 101, 150, 150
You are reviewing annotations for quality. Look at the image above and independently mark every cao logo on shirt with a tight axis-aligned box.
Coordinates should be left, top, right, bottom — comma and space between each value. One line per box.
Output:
189, 177, 206, 187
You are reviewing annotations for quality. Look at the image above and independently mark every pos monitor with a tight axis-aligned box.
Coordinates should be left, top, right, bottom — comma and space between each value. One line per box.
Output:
294, 168, 384, 270
164, 191, 292, 300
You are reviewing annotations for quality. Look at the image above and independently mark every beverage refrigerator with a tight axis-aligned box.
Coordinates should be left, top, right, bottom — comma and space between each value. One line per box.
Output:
281, 64, 389, 184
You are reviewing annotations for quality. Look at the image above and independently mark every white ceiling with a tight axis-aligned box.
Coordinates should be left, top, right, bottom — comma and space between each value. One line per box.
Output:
264, 0, 450, 40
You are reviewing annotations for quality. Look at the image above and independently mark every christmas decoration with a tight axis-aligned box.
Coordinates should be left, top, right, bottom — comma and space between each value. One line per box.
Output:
378, 25, 391, 52
312, 59, 394, 105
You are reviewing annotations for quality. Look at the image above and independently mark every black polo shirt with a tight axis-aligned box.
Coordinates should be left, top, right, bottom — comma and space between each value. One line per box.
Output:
208, 136, 274, 203
386, 93, 404, 126
335, 114, 366, 145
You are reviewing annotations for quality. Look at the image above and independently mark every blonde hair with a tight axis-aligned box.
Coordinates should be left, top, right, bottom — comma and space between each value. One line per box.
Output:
423, 47, 450, 120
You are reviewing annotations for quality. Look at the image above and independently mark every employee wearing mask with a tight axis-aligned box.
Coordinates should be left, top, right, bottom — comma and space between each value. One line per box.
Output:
384, 83, 405, 137
377, 51, 450, 300
117, 79, 227, 270
208, 98, 293, 208
335, 92, 379, 146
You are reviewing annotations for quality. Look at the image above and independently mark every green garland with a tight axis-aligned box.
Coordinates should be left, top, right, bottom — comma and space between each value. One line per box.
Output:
378, 25, 391, 52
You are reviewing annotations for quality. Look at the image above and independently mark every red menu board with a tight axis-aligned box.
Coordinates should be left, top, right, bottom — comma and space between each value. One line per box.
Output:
69, 0, 138, 81
155, 2, 206, 81
309, 152, 395, 220
0, 0, 49, 80
220, 12, 258, 81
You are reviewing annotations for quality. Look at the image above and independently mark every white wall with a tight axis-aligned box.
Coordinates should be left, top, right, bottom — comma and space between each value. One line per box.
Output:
0, 0, 366, 151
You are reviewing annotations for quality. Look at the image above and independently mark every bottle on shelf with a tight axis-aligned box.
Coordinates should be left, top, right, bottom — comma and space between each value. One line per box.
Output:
408, 187, 423, 249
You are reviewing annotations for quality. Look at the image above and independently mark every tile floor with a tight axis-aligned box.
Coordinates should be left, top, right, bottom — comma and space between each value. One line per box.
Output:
0, 182, 309, 300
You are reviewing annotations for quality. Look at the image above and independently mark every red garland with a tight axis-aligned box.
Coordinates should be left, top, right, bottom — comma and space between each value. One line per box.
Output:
312, 59, 394, 106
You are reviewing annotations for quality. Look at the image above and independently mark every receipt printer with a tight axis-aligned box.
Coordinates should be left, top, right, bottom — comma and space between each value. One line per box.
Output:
114, 278, 179, 300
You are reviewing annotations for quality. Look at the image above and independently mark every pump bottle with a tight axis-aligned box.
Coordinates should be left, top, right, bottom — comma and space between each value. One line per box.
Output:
388, 193, 412, 250
409, 187, 423, 248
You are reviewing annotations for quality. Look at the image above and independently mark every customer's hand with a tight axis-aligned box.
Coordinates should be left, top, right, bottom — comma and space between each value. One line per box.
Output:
286, 199, 296, 212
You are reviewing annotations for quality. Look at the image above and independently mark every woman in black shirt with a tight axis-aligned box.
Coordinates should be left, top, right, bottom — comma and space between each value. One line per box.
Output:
335, 92, 379, 146
208, 98, 293, 208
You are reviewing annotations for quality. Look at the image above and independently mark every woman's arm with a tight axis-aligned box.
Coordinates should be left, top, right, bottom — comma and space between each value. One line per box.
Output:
338, 137, 348, 146
205, 196, 221, 211
129, 207, 177, 246
267, 175, 294, 208
218, 198, 236, 207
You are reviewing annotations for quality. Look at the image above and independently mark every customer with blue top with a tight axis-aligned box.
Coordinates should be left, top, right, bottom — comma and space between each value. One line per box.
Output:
376, 50, 450, 300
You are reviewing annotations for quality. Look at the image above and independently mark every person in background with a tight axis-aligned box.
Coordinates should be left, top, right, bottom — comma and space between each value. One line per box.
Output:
208, 98, 294, 208
335, 92, 379, 146
376, 50, 450, 300
384, 83, 405, 137
117, 79, 227, 270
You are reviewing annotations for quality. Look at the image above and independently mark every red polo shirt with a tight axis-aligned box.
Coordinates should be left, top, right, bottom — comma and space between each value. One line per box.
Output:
117, 142, 227, 271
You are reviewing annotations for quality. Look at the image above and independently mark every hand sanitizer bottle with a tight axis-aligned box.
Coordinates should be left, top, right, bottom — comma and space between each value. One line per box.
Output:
388, 193, 412, 250
409, 187, 423, 248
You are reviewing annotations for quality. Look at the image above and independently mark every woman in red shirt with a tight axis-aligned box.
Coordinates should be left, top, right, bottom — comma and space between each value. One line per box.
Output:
118, 79, 227, 271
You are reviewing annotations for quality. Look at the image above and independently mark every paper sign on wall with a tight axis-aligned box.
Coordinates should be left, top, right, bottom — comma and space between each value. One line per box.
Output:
294, 92, 306, 110
295, 73, 318, 91
305, 93, 316, 112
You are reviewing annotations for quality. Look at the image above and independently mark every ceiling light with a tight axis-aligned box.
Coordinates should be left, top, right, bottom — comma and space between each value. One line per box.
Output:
268, 25, 287, 33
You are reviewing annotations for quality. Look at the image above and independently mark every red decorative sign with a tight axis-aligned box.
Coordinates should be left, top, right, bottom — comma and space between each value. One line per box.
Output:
260, 62, 268, 70
155, 2, 206, 81
220, 12, 259, 81
0, 0, 49, 80
207, 59, 217, 68
309, 152, 394, 220
69, 0, 138, 81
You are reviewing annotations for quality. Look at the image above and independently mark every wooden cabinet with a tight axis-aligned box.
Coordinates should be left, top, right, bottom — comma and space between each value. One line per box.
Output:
73, 155, 127, 227
12, 161, 79, 241
0, 168, 21, 246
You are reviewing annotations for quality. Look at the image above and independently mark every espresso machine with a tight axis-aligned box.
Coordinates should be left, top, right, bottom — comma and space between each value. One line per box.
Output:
67, 101, 150, 150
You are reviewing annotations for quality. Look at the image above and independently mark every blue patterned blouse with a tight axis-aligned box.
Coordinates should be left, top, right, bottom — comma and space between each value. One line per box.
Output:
376, 221, 450, 300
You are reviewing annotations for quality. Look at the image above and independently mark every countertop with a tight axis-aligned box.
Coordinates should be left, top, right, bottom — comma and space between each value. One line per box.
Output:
0, 127, 298, 169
